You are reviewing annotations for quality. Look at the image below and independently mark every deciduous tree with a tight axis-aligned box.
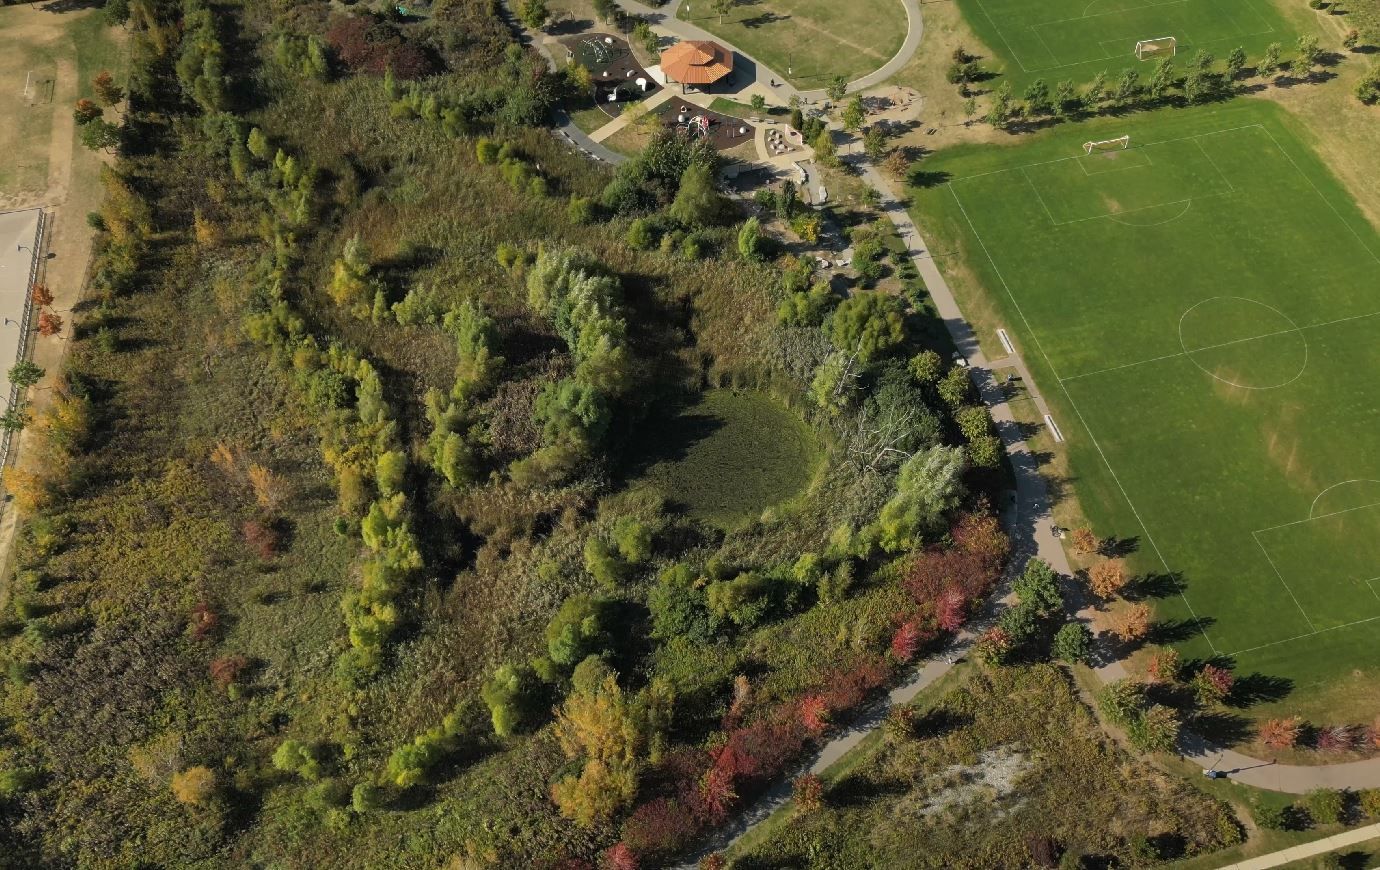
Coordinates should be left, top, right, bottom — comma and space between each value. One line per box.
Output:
1087, 559, 1126, 599
170, 766, 216, 805
829, 291, 907, 363
1108, 601, 1151, 642
92, 70, 124, 106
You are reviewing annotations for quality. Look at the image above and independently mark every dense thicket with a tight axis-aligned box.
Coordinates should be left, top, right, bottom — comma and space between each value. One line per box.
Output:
0, 1, 1014, 866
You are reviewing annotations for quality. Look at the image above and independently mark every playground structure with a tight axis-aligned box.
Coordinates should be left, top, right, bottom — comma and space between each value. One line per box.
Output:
560, 33, 660, 116
659, 102, 755, 152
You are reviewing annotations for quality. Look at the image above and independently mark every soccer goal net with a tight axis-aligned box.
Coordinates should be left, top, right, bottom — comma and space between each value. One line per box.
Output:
1135, 36, 1177, 61
1083, 135, 1130, 155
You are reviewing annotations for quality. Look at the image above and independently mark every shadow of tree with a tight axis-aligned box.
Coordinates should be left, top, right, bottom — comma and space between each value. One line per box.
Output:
1098, 536, 1140, 559
1124, 570, 1179, 601
1228, 672, 1293, 709
1191, 710, 1255, 746
1147, 616, 1215, 645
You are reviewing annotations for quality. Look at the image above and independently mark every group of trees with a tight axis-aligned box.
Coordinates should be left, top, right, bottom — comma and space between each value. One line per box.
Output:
983, 38, 1327, 128
513, 247, 634, 484
74, 70, 124, 152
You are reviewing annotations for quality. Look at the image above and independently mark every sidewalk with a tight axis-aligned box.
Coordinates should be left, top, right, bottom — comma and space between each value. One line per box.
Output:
1221, 822, 1380, 869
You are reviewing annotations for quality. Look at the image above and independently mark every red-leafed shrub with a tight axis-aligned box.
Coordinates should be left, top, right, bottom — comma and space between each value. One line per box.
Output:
325, 15, 433, 79
209, 654, 248, 689
904, 548, 997, 609
602, 843, 638, 870
242, 518, 280, 560
696, 766, 737, 825
817, 657, 890, 714
620, 798, 701, 858
1317, 724, 1360, 753
935, 587, 966, 632
720, 716, 809, 784
799, 695, 830, 734
890, 619, 922, 662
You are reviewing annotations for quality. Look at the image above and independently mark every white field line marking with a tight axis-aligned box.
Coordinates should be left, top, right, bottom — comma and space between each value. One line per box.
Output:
947, 182, 1219, 654
1107, 200, 1193, 227
1223, 613, 1380, 658
1251, 531, 1318, 632
1054, 193, 1233, 227
1308, 479, 1380, 518
1253, 498, 1380, 535
1019, 166, 1060, 224
970, 0, 1034, 73
1257, 125, 1380, 266
1059, 309, 1380, 383
1032, 26, 1061, 67
1078, 148, 1153, 176
1193, 137, 1236, 194
951, 123, 1267, 183
1367, 577, 1380, 603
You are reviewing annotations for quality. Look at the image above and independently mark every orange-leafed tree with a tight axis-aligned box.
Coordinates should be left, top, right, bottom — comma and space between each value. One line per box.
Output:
1258, 716, 1303, 749
1144, 647, 1181, 684
31, 283, 54, 308
1108, 602, 1152, 642
73, 98, 102, 124
1070, 526, 1100, 555
1088, 559, 1127, 599
92, 70, 124, 106
37, 311, 63, 337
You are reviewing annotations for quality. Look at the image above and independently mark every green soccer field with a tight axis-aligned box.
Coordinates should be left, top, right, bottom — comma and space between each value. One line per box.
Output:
954, 0, 1295, 87
911, 102, 1380, 708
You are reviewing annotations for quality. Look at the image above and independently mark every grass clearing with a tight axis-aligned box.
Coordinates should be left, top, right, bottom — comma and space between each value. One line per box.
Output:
679, 0, 907, 88
909, 100, 1380, 713
954, 0, 1297, 89
625, 389, 822, 528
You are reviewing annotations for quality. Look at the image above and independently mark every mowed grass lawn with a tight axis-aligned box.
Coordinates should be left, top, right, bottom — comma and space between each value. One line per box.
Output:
954, 0, 1296, 89
681, 0, 907, 88
909, 101, 1380, 711
625, 389, 822, 528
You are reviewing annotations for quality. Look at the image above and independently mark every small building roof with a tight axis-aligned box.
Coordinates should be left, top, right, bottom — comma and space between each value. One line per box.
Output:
660, 40, 733, 85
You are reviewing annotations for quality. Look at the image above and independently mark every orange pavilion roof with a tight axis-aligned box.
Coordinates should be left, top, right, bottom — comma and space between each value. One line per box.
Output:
660, 40, 733, 84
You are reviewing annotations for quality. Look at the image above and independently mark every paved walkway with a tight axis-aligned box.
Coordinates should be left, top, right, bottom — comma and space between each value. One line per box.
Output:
614, 0, 922, 102
1222, 822, 1380, 869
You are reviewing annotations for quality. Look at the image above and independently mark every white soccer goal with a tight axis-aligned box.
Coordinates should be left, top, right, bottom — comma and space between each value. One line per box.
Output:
1083, 135, 1130, 155
1135, 36, 1177, 61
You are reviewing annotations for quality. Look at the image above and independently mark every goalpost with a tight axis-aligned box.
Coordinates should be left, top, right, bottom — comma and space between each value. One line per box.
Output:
1135, 36, 1177, 61
1083, 135, 1130, 155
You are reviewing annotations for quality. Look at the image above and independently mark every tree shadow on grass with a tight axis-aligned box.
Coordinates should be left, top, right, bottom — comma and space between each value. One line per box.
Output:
1228, 672, 1293, 709
740, 12, 790, 29
1098, 536, 1140, 559
827, 772, 910, 808
1147, 616, 1215, 645
1123, 570, 1179, 602
617, 409, 726, 483
1191, 710, 1255, 746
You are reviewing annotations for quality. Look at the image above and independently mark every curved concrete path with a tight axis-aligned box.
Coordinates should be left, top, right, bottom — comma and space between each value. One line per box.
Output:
615, 0, 922, 102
